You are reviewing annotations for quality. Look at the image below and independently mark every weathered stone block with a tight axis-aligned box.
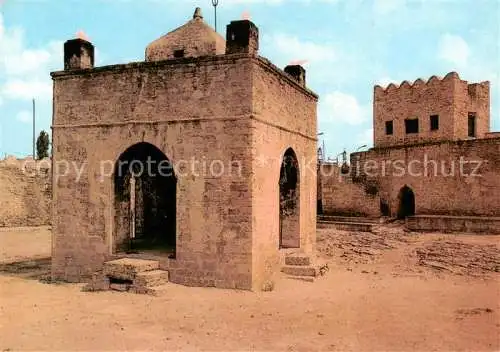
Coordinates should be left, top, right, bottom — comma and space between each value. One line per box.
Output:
284, 255, 311, 266
134, 270, 169, 287
281, 265, 318, 277
103, 258, 159, 281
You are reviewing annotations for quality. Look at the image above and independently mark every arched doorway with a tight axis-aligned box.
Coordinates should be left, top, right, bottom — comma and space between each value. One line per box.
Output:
397, 185, 415, 219
279, 148, 300, 248
114, 142, 176, 255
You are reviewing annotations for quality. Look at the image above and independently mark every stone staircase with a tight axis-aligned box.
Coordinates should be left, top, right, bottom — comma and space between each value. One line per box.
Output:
83, 258, 169, 295
317, 215, 380, 232
281, 254, 329, 282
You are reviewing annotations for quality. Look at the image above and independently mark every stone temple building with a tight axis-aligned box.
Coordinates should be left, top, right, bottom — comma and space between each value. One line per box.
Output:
50, 8, 318, 291
318, 72, 500, 233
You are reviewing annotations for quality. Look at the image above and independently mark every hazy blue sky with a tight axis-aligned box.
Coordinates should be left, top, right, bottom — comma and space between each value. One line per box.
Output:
0, 0, 499, 158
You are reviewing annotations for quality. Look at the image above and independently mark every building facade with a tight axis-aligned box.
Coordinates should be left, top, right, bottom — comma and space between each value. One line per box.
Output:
50, 8, 318, 290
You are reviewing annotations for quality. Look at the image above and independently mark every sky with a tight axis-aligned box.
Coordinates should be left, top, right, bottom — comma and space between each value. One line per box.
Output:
0, 0, 499, 159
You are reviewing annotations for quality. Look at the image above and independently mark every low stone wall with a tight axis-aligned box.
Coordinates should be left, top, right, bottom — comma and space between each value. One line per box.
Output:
0, 156, 52, 227
350, 137, 500, 217
318, 163, 379, 217
406, 215, 500, 234
317, 221, 374, 232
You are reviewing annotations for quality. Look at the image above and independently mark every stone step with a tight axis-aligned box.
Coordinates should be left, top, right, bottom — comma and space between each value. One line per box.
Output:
281, 265, 318, 277
129, 283, 170, 296
134, 270, 169, 287
285, 255, 311, 266
109, 283, 131, 292
286, 275, 315, 282
103, 258, 160, 281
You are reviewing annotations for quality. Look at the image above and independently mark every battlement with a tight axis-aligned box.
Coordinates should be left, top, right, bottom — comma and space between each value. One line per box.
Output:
373, 72, 491, 148
374, 72, 464, 96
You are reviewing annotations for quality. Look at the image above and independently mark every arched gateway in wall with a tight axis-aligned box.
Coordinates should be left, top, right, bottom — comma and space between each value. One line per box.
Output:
397, 185, 415, 219
279, 148, 300, 248
113, 142, 177, 256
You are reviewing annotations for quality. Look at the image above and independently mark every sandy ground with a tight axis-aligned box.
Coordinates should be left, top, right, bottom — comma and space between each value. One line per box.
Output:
0, 225, 499, 351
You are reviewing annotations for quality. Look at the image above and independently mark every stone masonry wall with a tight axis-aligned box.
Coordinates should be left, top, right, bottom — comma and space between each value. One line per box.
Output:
351, 137, 500, 217
51, 55, 256, 289
319, 163, 379, 217
374, 72, 490, 148
250, 60, 317, 289
0, 157, 51, 227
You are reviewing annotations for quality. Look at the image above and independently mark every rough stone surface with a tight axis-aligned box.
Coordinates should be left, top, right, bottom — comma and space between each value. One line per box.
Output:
103, 258, 159, 281
134, 269, 169, 287
145, 8, 225, 62
0, 158, 51, 227
285, 255, 311, 266
281, 265, 318, 277
350, 137, 500, 217
374, 73, 490, 148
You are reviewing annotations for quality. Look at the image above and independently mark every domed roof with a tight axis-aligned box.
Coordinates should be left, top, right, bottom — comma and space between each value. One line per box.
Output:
145, 7, 226, 62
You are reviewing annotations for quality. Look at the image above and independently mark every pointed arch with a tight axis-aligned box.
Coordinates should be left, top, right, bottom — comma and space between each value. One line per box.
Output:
113, 142, 177, 256
397, 185, 415, 219
279, 147, 300, 248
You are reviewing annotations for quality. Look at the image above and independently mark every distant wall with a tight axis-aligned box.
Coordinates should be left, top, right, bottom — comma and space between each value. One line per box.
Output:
318, 163, 379, 217
351, 137, 500, 217
0, 157, 51, 227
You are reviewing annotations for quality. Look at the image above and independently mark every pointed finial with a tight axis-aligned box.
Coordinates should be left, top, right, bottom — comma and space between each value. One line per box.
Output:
193, 7, 203, 20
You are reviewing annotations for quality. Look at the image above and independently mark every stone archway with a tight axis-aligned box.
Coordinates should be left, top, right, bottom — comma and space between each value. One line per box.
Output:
279, 148, 300, 248
397, 185, 415, 219
113, 142, 176, 255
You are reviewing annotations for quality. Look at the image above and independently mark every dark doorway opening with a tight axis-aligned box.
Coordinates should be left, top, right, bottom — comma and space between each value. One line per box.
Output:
114, 142, 176, 256
279, 148, 300, 248
380, 199, 390, 216
397, 185, 415, 219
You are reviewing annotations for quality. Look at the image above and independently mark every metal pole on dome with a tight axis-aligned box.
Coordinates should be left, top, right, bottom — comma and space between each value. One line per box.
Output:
212, 0, 219, 33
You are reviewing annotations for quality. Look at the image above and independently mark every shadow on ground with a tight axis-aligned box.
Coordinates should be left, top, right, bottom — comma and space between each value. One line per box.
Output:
0, 257, 51, 282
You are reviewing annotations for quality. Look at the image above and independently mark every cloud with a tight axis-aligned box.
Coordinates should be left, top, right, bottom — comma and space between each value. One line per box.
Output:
264, 33, 336, 66
321, 91, 369, 125
3, 79, 52, 101
16, 110, 32, 124
438, 34, 470, 67
0, 13, 62, 102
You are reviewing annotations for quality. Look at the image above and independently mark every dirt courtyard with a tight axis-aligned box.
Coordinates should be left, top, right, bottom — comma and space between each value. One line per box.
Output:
0, 225, 499, 351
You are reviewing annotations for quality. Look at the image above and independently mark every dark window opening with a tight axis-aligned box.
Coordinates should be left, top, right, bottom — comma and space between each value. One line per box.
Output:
468, 113, 476, 137
380, 199, 390, 217
405, 118, 419, 134
173, 49, 185, 58
430, 115, 439, 131
385, 121, 393, 135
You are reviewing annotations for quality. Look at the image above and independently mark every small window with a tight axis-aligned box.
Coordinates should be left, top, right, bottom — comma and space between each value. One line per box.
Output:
430, 115, 439, 131
385, 121, 393, 135
405, 118, 419, 134
173, 49, 185, 58
468, 113, 476, 137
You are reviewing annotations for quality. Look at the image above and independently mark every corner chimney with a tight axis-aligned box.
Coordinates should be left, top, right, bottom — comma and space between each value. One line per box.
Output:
225, 20, 259, 55
284, 65, 306, 87
64, 38, 94, 70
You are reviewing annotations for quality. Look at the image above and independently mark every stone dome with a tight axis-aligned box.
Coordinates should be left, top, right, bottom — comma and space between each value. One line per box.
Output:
145, 7, 226, 62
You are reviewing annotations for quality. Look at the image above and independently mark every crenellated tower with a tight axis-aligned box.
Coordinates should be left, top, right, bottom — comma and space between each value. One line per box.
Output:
373, 72, 490, 148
